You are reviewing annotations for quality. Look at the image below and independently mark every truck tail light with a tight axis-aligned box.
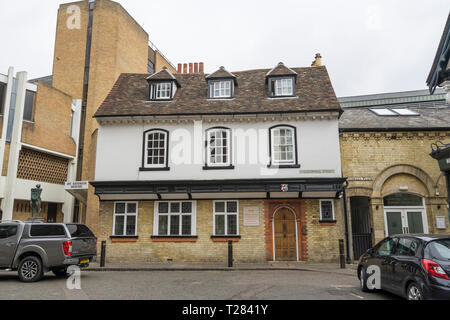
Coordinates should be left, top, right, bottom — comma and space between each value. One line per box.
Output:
63, 240, 72, 256
421, 259, 450, 280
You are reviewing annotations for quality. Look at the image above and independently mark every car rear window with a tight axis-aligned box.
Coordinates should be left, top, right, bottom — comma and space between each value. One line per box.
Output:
427, 240, 450, 260
30, 225, 66, 237
66, 224, 95, 238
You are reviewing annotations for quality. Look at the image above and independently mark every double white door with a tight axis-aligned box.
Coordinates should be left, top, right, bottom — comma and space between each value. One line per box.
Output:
384, 209, 428, 236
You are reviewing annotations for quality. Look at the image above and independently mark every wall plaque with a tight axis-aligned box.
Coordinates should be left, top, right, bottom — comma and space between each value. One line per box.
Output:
243, 207, 260, 226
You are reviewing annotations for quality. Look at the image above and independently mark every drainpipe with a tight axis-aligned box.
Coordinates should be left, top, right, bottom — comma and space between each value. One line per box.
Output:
342, 179, 352, 264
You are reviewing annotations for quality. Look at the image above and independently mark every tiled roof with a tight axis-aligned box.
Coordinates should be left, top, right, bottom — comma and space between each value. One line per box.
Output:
206, 66, 236, 79
94, 66, 341, 118
266, 62, 298, 77
146, 68, 177, 81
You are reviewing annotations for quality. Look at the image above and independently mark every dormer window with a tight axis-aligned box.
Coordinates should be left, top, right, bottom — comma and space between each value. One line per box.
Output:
146, 67, 180, 101
266, 62, 298, 98
206, 66, 237, 99
273, 78, 294, 96
150, 82, 172, 100
210, 80, 232, 98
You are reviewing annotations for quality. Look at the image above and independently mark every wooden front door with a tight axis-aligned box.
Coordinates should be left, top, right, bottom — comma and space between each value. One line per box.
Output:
274, 208, 297, 261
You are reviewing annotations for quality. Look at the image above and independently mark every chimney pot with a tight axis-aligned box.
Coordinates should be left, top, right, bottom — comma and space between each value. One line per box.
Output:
311, 53, 323, 67
194, 62, 199, 73
199, 62, 204, 73
183, 63, 187, 74
177, 63, 182, 73
189, 63, 193, 74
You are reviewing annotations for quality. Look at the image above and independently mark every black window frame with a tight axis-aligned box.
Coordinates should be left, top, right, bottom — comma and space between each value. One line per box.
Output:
268, 75, 296, 98
148, 81, 174, 101
140, 128, 170, 171
207, 79, 234, 99
268, 124, 300, 169
0, 82, 6, 115
203, 126, 234, 170
23, 89, 36, 122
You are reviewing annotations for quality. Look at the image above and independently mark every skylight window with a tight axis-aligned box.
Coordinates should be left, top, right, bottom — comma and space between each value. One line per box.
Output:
391, 108, 419, 116
370, 108, 396, 116
369, 108, 419, 116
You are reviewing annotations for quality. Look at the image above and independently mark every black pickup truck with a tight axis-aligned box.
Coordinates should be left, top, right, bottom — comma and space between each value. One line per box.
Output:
0, 221, 97, 282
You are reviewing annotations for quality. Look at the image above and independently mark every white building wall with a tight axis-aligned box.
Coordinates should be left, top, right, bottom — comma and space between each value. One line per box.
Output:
95, 118, 342, 182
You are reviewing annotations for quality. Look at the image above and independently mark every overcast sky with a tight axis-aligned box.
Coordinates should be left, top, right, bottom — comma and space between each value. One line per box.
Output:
0, 0, 448, 97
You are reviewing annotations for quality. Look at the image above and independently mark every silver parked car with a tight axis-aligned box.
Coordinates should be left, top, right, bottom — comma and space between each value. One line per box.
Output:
0, 220, 97, 282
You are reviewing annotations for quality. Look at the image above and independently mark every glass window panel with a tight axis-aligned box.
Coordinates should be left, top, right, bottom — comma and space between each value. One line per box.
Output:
215, 202, 225, 213
383, 194, 423, 207
158, 202, 169, 214
126, 216, 136, 236
23, 90, 35, 121
227, 215, 237, 235
182, 202, 192, 213
321, 201, 333, 220
126, 203, 137, 214
170, 215, 180, 235
227, 201, 237, 213
114, 216, 124, 236
215, 215, 225, 235
115, 203, 125, 214
170, 202, 180, 213
182, 216, 191, 235
158, 215, 168, 235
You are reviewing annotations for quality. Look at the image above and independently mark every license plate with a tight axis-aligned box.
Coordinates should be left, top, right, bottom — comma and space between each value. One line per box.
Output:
80, 259, 89, 264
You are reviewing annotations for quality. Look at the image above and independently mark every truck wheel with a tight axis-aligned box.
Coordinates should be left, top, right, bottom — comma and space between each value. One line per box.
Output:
52, 267, 69, 277
18, 256, 44, 283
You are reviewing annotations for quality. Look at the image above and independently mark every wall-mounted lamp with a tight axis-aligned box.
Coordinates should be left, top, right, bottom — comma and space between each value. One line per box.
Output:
376, 205, 379, 210
438, 205, 441, 210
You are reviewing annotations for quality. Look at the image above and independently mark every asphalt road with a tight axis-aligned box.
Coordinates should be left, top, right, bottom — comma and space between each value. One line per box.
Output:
0, 270, 399, 300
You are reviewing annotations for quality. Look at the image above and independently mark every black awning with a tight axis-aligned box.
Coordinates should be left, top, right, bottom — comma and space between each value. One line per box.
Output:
91, 178, 347, 200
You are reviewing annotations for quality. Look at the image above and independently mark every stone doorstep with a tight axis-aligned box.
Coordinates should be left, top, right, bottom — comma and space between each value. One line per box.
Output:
84, 262, 357, 276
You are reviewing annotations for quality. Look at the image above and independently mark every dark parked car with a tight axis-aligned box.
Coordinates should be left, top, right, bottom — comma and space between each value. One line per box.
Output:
357, 234, 450, 300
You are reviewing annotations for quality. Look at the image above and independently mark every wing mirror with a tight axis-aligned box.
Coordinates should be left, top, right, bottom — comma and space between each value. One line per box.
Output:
366, 248, 374, 255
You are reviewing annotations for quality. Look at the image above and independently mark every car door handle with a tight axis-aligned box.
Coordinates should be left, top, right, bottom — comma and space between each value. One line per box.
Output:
6, 242, 15, 247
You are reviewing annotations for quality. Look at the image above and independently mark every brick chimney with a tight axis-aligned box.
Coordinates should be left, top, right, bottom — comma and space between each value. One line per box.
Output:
178, 62, 205, 74
311, 53, 322, 67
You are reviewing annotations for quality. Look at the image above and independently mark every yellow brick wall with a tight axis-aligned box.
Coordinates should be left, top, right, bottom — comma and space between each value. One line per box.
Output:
155, 51, 177, 74
80, 0, 149, 235
341, 131, 450, 244
2, 142, 10, 176
305, 199, 347, 262
52, 0, 89, 99
12, 200, 64, 223
98, 200, 267, 263
21, 83, 76, 156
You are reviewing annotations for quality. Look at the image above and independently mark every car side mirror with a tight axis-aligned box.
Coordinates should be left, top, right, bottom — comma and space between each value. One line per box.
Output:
366, 248, 373, 255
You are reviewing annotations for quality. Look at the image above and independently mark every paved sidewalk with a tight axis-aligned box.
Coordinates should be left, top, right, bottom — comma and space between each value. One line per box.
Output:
86, 261, 357, 276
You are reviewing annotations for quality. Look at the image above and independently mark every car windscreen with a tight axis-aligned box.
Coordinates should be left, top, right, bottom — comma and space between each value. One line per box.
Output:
427, 239, 450, 260
30, 225, 66, 237
66, 224, 95, 238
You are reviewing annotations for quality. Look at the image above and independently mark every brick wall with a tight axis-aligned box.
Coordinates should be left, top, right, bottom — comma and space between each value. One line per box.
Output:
341, 131, 450, 244
98, 198, 344, 263
98, 200, 267, 263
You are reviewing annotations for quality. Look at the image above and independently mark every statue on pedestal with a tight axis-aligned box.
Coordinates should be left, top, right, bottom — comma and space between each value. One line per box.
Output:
30, 184, 43, 218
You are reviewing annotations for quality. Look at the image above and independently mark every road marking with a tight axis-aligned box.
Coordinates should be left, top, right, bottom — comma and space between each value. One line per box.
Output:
349, 292, 364, 299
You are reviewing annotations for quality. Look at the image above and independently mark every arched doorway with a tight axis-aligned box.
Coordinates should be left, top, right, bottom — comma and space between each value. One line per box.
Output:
383, 193, 429, 235
273, 207, 298, 261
